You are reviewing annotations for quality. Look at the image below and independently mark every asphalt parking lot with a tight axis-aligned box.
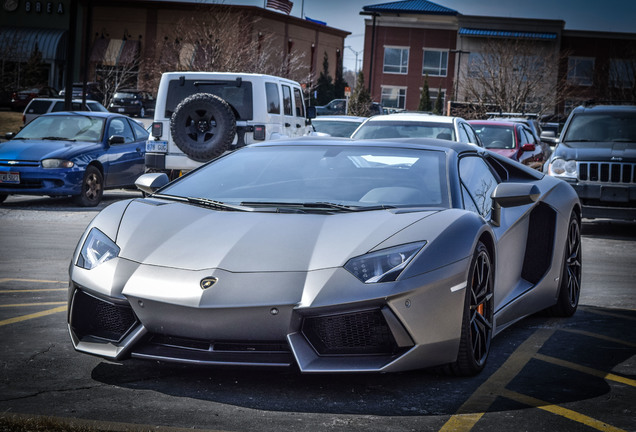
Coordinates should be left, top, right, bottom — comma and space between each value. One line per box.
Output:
0, 194, 634, 432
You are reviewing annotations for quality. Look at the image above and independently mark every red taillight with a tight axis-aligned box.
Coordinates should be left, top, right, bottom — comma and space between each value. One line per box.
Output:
151, 122, 163, 138
253, 125, 266, 140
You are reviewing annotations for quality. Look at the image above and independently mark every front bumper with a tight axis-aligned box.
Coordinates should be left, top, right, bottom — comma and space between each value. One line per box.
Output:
0, 166, 84, 196
68, 256, 469, 373
571, 182, 636, 220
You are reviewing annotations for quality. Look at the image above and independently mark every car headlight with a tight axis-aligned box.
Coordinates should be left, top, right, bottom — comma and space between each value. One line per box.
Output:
77, 228, 120, 270
345, 242, 426, 283
42, 159, 74, 168
548, 158, 577, 179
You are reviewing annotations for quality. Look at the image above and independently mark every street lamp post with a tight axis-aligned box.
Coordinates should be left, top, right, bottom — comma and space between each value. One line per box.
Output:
450, 49, 470, 102
345, 45, 362, 74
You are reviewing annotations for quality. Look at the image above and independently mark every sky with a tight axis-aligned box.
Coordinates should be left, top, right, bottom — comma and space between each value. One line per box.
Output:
222, 0, 635, 72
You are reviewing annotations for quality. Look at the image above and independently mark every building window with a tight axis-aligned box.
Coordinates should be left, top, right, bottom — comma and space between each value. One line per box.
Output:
422, 49, 448, 77
609, 59, 635, 88
430, 88, 446, 107
383, 46, 409, 74
381, 86, 407, 109
567, 57, 594, 86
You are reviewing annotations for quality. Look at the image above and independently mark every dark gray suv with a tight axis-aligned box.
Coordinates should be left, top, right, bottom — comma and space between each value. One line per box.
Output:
545, 105, 636, 220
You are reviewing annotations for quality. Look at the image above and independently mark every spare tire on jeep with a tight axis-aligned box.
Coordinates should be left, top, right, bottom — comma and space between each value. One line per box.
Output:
170, 93, 237, 162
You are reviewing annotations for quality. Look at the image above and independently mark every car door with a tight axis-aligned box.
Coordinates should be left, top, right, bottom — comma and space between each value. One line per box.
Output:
292, 87, 308, 137
281, 84, 295, 137
104, 117, 145, 186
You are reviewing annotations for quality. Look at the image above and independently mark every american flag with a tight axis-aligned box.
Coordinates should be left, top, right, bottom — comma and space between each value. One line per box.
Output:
266, 0, 293, 14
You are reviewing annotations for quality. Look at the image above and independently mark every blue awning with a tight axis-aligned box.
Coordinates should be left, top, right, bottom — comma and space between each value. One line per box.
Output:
0, 27, 67, 62
459, 28, 557, 40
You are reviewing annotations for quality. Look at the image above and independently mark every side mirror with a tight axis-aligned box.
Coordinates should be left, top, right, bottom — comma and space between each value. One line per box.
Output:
520, 143, 536, 152
135, 172, 170, 195
108, 135, 125, 145
5, 132, 15, 140
490, 183, 540, 227
306, 106, 316, 119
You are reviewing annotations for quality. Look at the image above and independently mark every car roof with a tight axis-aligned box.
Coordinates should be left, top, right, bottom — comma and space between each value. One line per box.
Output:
28, 97, 100, 103
469, 120, 520, 127
312, 115, 367, 122
39, 111, 124, 119
249, 135, 479, 154
571, 104, 636, 114
363, 112, 456, 124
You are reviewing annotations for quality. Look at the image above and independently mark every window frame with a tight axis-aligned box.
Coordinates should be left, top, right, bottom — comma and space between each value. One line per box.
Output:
383, 46, 410, 75
567, 56, 595, 87
422, 48, 449, 77
380, 86, 407, 110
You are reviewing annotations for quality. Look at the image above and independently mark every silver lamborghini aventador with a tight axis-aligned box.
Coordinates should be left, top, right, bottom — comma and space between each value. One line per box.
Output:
67, 137, 582, 376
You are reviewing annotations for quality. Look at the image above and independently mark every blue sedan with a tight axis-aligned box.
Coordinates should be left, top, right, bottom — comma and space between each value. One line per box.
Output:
0, 112, 147, 206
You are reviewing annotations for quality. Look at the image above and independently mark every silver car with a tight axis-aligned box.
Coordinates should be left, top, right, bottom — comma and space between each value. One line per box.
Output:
68, 137, 581, 375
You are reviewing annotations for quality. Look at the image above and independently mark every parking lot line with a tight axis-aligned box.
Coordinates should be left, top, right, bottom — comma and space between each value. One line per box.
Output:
0, 288, 66, 293
0, 302, 66, 308
0, 278, 65, 284
500, 389, 627, 432
0, 305, 67, 327
534, 353, 636, 387
559, 328, 636, 348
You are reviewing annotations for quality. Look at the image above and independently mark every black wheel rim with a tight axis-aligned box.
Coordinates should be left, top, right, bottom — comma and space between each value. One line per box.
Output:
565, 218, 582, 307
185, 109, 217, 143
470, 249, 493, 366
85, 172, 102, 201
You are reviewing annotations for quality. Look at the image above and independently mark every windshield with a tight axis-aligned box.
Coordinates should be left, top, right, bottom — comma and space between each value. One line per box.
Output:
113, 92, 137, 99
312, 120, 364, 137
352, 120, 455, 141
562, 112, 636, 145
160, 145, 450, 209
473, 125, 515, 149
14, 115, 105, 143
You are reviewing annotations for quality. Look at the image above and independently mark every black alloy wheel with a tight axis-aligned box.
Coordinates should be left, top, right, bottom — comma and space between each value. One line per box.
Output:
448, 241, 494, 376
75, 165, 103, 207
549, 212, 582, 317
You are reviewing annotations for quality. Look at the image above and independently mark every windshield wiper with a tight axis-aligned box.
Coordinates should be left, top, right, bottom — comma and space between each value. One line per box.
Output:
240, 201, 397, 212
186, 197, 252, 212
40, 136, 76, 141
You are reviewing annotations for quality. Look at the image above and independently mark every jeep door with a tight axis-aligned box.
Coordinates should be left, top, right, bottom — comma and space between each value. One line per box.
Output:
281, 84, 296, 137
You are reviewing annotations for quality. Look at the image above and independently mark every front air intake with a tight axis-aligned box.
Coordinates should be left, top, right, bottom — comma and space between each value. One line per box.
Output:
70, 289, 138, 343
302, 309, 398, 355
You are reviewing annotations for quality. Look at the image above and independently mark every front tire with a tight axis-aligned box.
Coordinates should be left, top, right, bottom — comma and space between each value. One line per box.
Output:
75, 166, 103, 207
449, 241, 494, 376
547, 212, 581, 317
0, 193, 7, 204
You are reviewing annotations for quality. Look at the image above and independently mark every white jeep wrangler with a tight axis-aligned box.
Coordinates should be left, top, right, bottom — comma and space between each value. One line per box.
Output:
146, 72, 315, 177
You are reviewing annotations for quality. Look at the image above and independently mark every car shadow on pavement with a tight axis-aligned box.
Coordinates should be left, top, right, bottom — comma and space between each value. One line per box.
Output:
89, 305, 636, 418
0, 189, 143, 212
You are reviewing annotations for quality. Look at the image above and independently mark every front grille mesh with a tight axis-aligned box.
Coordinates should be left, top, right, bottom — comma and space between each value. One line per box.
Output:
71, 289, 138, 342
302, 309, 397, 355
579, 162, 635, 184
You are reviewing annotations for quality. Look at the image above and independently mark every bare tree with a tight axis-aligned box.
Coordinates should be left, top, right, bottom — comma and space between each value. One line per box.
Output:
145, 6, 310, 93
459, 38, 570, 117
95, 56, 142, 106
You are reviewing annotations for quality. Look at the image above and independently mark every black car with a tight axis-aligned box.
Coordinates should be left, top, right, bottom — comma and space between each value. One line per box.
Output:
59, 82, 104, 105
108, 89, 155, 118
545, 104, 636, 220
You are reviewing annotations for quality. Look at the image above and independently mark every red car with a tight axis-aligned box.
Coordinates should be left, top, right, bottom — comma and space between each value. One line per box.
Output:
469, 120, 546, 170
10, 86, 58, 111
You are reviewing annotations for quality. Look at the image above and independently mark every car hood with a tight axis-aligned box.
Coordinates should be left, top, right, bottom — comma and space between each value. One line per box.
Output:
554, 141, 636, 162
115, 199, 437, 272
0, 139, 101, 161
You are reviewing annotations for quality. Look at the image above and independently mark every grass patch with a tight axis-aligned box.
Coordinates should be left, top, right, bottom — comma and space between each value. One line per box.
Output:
0, 110, 24, 137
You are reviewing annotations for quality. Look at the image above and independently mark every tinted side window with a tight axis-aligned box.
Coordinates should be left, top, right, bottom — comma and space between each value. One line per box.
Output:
165, 79, 253, 120
459, 156, 498, 217
282, 85, 292, 116
129, 118, 150, 140
265, 83, 280, 114
26, 100, 53, 114
293, 87, 305, 117
457, 123, 470, 143
108, 118, 135, 143
463, 123, 479, 145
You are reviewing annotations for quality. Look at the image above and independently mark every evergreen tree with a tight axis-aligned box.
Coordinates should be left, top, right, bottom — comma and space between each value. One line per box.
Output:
334, 54, 347, 99
315, 51, 335, 105
418, 74, 432, 112
23, 43, 47, 87
347, 71, 372, 116
434, 88, 443, 115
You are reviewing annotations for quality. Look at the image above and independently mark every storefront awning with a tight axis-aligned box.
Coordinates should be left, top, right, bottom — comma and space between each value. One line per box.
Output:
90, 38, 140, 66
0, 27, 67, 62
459, 28, 557, 40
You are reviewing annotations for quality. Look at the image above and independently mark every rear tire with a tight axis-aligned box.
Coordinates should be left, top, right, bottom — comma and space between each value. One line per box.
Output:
547, 212, 581, 317
448, 241, 494, 376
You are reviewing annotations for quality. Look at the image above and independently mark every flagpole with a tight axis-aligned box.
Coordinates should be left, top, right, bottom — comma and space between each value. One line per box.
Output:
301, 0, 304, 18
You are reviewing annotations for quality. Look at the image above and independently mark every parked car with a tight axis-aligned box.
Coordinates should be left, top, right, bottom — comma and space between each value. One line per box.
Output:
108, 89, 156, 118
315, 98, 384, 116
469, 120, 546, 170
67, 137, 581, 375
10, 86, 58, 111
545, 104, 636, 220
59, 82, 104, 104
351, 112, 483, 146
0, 112, 147, 206
22, 97, 108, 125
310, 115, 367, 137
146, 71, 315, 178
